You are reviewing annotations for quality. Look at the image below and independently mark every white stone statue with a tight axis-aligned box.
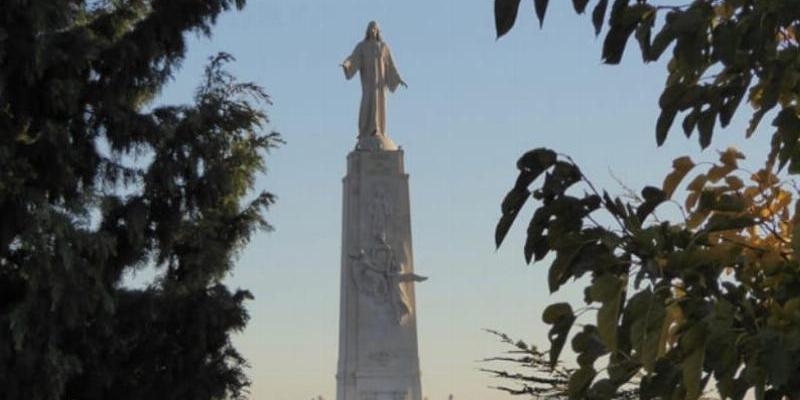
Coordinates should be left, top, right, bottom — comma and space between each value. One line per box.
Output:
341, 21, 407, 145
350, 236, 427, 325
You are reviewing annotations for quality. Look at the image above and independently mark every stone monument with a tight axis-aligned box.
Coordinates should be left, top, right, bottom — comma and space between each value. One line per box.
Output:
336, 21, 424, 400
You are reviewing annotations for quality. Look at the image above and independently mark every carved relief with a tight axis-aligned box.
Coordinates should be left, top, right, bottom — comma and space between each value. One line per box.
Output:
350, 250, 390, 302
368, 188, 392, 239
350, 236, 426, 325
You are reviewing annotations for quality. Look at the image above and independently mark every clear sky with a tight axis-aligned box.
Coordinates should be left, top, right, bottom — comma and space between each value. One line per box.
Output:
152, 1, 774, 399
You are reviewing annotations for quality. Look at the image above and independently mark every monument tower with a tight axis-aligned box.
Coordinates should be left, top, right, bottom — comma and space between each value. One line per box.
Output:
336, 21, 425, 400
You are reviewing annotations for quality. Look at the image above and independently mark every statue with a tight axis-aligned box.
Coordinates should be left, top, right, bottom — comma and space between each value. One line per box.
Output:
341, 21, 407, 145
350, 236, 426, 325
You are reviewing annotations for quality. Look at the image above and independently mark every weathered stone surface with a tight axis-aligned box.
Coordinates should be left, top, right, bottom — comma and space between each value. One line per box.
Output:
336, 148, 423, 400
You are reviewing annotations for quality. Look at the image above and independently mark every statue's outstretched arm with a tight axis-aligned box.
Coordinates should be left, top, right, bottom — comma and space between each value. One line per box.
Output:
397, 273, 427, 283
384, 46, 405, 91
341, 44, 361, 80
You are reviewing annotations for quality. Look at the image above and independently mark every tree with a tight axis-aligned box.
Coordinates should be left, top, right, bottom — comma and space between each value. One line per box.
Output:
482, 330, 639, 399
0, 2, 279, 399
493, 0, 800, 399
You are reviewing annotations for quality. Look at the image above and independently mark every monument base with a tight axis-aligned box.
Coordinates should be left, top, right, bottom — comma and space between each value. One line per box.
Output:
356, 134, 398, 151
336, 147, 422, 400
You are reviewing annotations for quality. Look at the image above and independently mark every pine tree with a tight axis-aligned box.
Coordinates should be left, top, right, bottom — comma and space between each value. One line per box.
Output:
0, 2, 279, 399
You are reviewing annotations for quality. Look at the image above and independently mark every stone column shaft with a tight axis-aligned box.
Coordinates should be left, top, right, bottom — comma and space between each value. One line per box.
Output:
336, 148, 422, 400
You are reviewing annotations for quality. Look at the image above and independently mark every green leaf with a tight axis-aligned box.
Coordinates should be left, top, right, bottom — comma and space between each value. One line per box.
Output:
719, 79, 747, 127
496, 148, 557, 248
572, 0, 589, 14
548, 252, 571, 292
495, 187, 530, 248
682, 107, 700, 137
703, 214, 756, 232
712, 21, 739, 65
746, 108, 767, 138
543, 302, 574, 324
636, 186, 667, 223
760, 333, 792, 387
656, 106, 678, 146
602, 24, 634, 64
534, 0, 549, 28
525, 205, 552, 263
681, 324, 708, 400
648, 24, 675, 61
572, 325, 608, 367
624, 289, 666, 371
592, 0, 609, 36
516, 148, 557, 176
607, 354, 641, 385
710, 193, 746, 212
590, 274, 625, 352
641, 359, 681, 400
658, 83, 689, 109
607, 0, 628, 26
495, 0, 523, 38
543, 302, 577, 367
697, 108, 716, 149
588, 379, 618, 399
539, 161, 583, 202
671, 6, 706, 34
635, 7, 656, 61
771, 107, 800, 172
548, 241, 589, 292
567, 366, 597, 398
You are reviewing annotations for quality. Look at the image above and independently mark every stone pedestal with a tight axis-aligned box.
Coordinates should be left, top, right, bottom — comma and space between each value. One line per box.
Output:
336, 147, 423, 400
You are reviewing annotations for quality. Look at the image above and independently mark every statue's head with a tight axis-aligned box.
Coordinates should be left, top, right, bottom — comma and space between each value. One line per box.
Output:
365, 21, 382, 42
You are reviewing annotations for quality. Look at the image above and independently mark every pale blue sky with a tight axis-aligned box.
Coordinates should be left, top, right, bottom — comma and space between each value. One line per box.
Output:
153, 1, 773, 399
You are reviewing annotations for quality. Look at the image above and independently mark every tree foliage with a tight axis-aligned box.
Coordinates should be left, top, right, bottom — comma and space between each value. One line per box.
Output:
496, 147, 800, 399
495, 0, 800, 156
0, 2, 279, 399
483, 329, 639, 399
493, 1, 800, 399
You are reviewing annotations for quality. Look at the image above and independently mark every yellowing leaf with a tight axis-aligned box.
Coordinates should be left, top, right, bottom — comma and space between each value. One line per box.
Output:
794, 199, 800, 225
687, 209, 710, 229
662, 156, 695, 197
771, 190, 792, 214
687, 173, 707, 191
707, 164, 735, 182
657, 303, 683, 359
752, 169, 779, 186
685, 191, 701, 211
724, 175, 744, 190
674, 155, 695, 170
719, 147, 745, 167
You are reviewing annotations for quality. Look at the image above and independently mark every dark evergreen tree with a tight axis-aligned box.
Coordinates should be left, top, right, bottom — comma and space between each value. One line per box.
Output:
0, 1, 279, 399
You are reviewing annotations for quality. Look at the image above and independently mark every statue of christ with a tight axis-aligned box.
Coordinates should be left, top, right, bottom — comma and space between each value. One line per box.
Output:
341, 21, 407, 142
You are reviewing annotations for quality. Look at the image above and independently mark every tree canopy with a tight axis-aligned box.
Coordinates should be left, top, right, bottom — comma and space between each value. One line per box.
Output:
493, 1, 800, 399
0, 1, 279, 399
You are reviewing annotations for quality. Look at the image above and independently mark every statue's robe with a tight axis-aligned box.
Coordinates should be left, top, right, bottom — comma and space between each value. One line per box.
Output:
342, 39, 403, 139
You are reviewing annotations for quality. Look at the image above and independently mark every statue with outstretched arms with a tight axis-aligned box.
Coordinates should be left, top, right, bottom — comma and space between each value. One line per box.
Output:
341, 21, 407, 141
